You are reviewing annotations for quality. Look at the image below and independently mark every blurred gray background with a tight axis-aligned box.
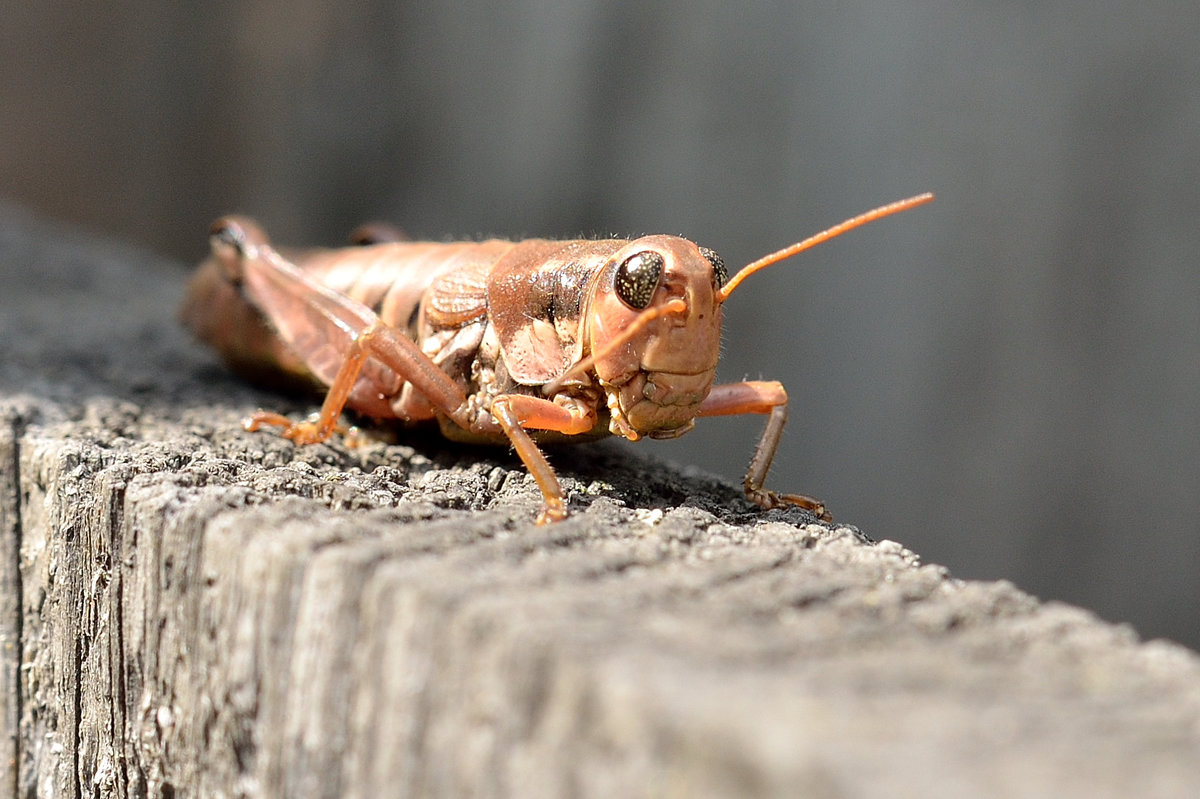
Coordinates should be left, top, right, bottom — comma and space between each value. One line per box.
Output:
3, 4, 1197, 646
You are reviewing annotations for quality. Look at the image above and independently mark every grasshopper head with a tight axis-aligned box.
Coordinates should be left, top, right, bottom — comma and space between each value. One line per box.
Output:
557, 193, 935, 440
586, 235, 727, 439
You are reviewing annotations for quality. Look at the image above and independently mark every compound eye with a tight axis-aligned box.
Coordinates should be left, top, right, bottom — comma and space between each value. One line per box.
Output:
614, 251, 664, 309
699, 246, 727, 288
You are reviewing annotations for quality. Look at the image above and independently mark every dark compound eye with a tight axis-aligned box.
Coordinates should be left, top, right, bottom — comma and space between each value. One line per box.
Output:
699, 246, 727, 288
614, 251, 664, 309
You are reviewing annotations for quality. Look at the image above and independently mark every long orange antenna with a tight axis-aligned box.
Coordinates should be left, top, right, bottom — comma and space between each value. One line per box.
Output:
717, 192, 934, 303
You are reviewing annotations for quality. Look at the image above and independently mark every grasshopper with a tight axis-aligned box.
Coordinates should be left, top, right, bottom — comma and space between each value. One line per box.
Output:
182, 193, 932, 523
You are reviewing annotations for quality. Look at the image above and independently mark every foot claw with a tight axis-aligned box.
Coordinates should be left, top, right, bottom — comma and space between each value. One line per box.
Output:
243, 411, 339, 446
535, 501, 568, 525
747, 488, 832, 522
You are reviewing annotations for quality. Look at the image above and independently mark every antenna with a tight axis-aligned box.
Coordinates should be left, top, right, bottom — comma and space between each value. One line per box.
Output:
717, 192, 934, 303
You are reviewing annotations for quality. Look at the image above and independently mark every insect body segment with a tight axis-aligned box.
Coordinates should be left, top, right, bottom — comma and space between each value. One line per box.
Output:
184, 193, 933, 523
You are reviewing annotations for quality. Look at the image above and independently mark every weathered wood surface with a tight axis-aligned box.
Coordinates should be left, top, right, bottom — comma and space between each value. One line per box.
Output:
3, 201, 1200, 798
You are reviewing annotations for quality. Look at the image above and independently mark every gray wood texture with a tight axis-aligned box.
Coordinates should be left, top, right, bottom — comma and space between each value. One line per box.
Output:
3, 202, 1200, 797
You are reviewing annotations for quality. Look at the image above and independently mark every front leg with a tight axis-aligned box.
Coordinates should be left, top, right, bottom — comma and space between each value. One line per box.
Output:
488, 394, 598, 524
697, 380, 832, 522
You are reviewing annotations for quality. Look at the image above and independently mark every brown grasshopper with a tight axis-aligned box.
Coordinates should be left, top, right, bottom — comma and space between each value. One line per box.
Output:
182, 193, 932, 523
